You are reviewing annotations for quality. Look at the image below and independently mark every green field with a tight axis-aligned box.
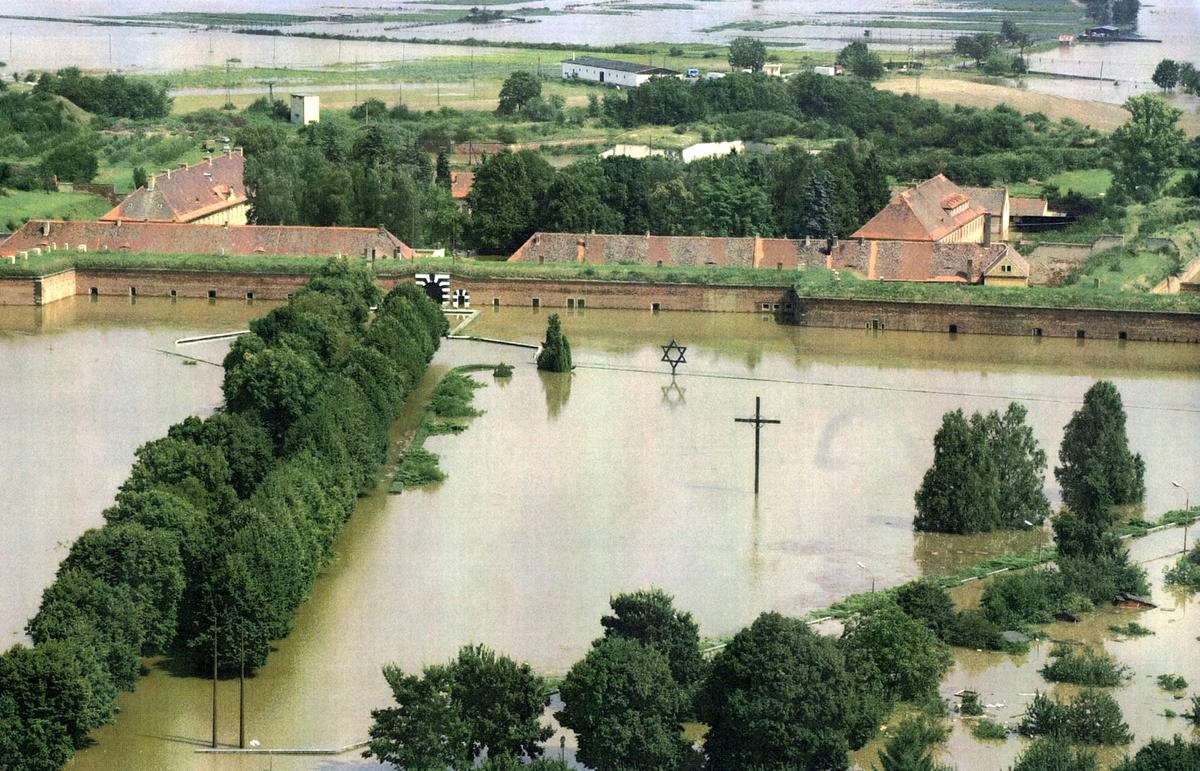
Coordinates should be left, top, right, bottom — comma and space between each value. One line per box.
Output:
0, 191, 113, 231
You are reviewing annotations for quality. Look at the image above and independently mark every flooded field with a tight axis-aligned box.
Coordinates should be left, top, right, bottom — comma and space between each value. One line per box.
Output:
0, 301, 1189, 769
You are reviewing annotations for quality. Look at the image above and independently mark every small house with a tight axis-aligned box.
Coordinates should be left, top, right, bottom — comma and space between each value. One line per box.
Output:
291, 93, 320, 125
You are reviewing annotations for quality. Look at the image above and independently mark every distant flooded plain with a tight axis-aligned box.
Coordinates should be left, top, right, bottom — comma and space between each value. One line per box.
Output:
1, 300, 1197, 768
6, 0, 1198, 111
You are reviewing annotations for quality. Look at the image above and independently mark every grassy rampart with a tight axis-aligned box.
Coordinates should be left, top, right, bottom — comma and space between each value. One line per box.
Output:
4, 252, 1199, 314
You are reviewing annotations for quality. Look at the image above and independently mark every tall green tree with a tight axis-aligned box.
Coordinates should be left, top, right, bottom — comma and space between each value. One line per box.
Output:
1152, 59, 1181, 90
983, 403, 1051, 528
536, 314, 573, 373
914, 409, 1001, 534
1110, 94, 1184, 203
1011, 737, 1097, 771
797, 167, 834, 239
363, 645, 551, 768
728, 36, 767, 72
600, 588, 707, 695
449, 645, 553, 762
698, 612, 857, 769
364, 664, 471, 770
557, 637, 693, 771
497, 71, 542, 116
1055, 380, 1145, 518
837, 41, 885, 80
466, 149, 554, 254
840, 601, 953, 704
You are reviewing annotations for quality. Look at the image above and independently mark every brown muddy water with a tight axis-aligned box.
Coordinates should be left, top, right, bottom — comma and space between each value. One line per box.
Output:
1, 300, 1197, 769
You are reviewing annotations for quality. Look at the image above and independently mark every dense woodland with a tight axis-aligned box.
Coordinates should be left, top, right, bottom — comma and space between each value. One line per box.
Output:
0, 264, 447, 769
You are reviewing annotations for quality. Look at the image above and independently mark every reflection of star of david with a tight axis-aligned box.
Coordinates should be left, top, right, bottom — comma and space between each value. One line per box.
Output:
660, 339, 687, 374
661, 379, 686, 406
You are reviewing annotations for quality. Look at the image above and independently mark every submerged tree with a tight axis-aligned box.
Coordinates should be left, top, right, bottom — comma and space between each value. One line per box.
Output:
363, 645, 551, 769
1056, 380, 1145, 516
536, 313, 573, 373
914, 409, 1000, 534
915, 403, 1049, 534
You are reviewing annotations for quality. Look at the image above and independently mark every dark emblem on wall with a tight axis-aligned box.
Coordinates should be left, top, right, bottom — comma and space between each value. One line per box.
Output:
452, 289, 470, 308
415, 273, 451, 305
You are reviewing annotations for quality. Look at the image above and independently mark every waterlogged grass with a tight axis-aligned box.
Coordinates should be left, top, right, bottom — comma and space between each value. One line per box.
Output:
391, 366, 490, 493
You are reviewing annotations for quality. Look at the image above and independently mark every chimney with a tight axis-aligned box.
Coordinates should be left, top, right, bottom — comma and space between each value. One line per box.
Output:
234, 147, 243, 156
207, 156, 213, 166
147, 175, 155, 191
41, 221, 50, 236
966, 258, 974, 283
982, 213, 992, 246
162, 168, 171, 179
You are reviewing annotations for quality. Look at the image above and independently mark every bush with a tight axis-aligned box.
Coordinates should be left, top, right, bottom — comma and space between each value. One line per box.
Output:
1109, 621, 1153, 637
971, 719, 1008, 740
493, 363, 513, 378
959, 689, 983, 716
1040, 645, 1129, 687
980, 570, 1059, 628
1157, 673, 1187, 691
1018, 689, 1132, 745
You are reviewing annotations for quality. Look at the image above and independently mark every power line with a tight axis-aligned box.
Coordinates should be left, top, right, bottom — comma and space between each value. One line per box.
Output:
571, 362, 1200, 414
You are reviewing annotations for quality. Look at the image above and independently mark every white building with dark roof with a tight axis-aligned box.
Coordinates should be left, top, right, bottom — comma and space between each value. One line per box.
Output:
560, 56, 679, 87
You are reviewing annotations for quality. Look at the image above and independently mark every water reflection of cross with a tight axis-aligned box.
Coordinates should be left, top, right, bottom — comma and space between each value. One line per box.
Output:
660, 339, 687, 375
735, 396, 781, 495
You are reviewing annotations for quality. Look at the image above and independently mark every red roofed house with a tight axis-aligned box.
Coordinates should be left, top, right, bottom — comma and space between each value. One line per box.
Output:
852, 174, 988, 244
101, 150, 249, 226
1, 220, 412, 260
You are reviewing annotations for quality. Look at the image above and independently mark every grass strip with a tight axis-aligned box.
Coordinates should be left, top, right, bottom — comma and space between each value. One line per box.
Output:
391, 366, 490, 493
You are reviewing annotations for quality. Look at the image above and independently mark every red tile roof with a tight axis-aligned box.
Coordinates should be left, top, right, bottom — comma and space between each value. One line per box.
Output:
851, 174, 987, 242
101, 151, 247, 223
1, 220, 411, 259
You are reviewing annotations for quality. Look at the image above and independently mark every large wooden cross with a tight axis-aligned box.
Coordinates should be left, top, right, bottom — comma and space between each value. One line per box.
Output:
735, 396, 781, 495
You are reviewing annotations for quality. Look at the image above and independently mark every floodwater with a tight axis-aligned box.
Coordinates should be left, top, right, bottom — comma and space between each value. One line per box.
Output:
0, 302, 1182, 769
1014, 0, 1200, 109
0, 296, 274, 645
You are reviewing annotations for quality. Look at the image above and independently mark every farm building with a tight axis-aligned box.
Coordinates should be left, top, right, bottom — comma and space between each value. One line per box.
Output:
560, 56, 679, 87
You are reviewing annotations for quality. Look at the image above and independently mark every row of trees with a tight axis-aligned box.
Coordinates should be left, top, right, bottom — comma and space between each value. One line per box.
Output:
229, 69, 1103, 252
0, 264, 448, 769
464, 140, 890, 253
32, 67, 172, 120
1152, 58, 1200, 94
1085, 0, 1141, 26
367, 587, 954, 770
